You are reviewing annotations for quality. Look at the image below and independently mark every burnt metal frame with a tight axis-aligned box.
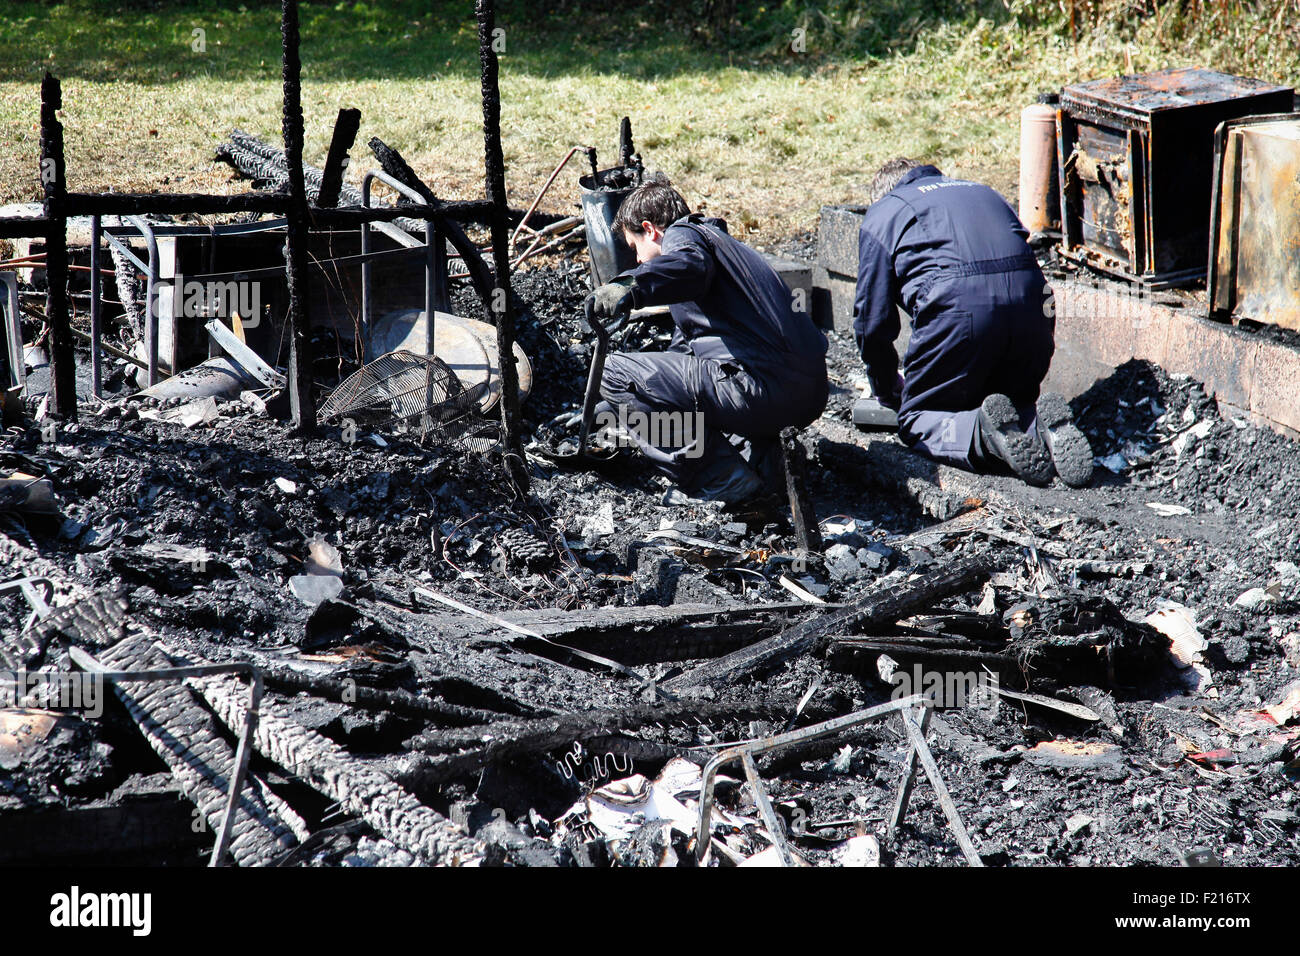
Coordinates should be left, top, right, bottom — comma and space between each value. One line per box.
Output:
0, 0, 514, 443
1207, 112, 1300, 322
360, 169, 451, 359
0, 272, 23, 392
693, 693, 983, 866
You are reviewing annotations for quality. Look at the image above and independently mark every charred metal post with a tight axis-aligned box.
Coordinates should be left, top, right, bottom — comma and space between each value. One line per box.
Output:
281, 0, 314, 431
780, 426, 822, 553
40, 73, 76, 419
89, 216, 102, 398
316, 108, 361, 209
476, 0, 527, 491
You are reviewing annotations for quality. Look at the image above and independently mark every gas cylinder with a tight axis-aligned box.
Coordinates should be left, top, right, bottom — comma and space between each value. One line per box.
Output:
1019, 96, 1061, 238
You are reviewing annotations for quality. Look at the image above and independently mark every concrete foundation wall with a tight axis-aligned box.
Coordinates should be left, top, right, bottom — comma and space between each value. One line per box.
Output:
1047, 276, 1300, 438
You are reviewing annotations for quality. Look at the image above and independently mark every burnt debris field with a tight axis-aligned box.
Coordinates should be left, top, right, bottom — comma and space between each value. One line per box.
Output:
1, 2, 1298, 881
2, 258, 1298, 868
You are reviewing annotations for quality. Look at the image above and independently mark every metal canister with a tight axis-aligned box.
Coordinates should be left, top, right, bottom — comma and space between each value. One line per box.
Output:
1019, 96, 1061, 238
579, 170, 639, 285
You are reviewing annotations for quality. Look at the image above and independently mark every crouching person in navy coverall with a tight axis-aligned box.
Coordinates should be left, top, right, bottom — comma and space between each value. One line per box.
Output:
853, 158, 1094, 487
586, 181, 829, 506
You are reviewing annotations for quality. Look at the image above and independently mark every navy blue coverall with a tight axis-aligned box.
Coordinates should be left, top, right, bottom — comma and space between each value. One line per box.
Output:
600, 214, 829, 489
853, 166, 1054, 469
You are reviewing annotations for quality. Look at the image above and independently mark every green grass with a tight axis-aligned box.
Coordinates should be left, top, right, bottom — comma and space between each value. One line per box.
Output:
1, 1, 1296, 244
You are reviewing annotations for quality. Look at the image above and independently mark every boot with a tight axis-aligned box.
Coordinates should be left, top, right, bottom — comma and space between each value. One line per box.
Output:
1035, 392, 1094, 488
976, 393, 1053, 486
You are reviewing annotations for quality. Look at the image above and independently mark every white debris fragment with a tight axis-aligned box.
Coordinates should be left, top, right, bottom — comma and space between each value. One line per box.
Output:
1065, 813, 1094, 837
305, 537, 344, 577
584, 501, 616, 537
830, 834, 880, 867
1234, 587, 1276, 611
275, 477, 298, 494
1171, 419, 1213, 457
289, 573, 344, 606
1097, 452, 1130, 474
1145, 502, 1191, 517
1145, 601, 1215, 697
826, 744, 854, 775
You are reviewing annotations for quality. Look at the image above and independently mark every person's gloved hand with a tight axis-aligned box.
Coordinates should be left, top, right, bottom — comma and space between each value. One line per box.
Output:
590, 277, 636, 325
871, 371, 904, 413
882, 372, 904, 412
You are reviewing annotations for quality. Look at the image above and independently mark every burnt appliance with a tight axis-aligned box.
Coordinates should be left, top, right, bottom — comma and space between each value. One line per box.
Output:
1056, 67, 1293, 288
1209, 114, 1300, 331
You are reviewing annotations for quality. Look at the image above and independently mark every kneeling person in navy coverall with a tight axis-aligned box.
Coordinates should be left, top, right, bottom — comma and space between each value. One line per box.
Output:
853, 158, 1094, 487
587, 181, 829, 505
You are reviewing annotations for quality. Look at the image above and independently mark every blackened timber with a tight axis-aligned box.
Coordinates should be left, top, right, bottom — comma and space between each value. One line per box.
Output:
666, 554, 999, 692
476, 0, 528, 492
365, 137, 497, 309
0, 217, 50, 239
400, 697, 794, 790
281, 0, 314, 430
781, 426, 822, 552
311, 201, 493, 226
58, 194, 490, 222
260, 665, 509, 727
315, 108, 361, 209
64, 192, 290, 216
40, 72, 76, 419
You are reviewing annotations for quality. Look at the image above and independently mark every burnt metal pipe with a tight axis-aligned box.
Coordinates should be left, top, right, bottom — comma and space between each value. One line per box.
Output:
101, 216, 161, 387
363, 169, 446, 358
89, 216, 102, 398
508, 145, 593, 252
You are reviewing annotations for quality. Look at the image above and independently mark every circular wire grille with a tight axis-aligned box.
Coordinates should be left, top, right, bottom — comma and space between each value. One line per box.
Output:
320, 349, 495, 451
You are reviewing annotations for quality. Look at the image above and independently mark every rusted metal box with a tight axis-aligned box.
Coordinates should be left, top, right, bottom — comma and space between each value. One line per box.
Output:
1209, 114, 1300, 331
1057, 67, 1293, 288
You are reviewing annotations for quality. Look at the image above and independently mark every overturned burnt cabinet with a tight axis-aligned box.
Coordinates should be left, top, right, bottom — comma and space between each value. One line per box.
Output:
1057, 68, 1292, 288
1209, 114, 1300, 331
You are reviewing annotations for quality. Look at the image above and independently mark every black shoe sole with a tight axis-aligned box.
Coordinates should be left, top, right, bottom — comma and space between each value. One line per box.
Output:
978, 394, 1054, 486
1036, 392, 1094, 488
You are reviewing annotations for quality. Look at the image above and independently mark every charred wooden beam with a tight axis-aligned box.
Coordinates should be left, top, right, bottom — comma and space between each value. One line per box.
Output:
260, 665, 508, 727
315, 108, 361, 209
281, 0, 314, 431
400, 697, 793, 791
310, 201, 493, 227
189, 665, 482, 864
40, 72, 76, 419
64, 192, 290, 216
0, 217, 50, 240
781, 426, 821, 552
0, 788, 210, 865
476, 0, 528, 492
95, 636, 306, 867
666, 553, 1000, 692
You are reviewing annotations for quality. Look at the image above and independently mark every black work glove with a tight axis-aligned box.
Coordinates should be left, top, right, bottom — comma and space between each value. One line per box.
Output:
589, 278, 636, 325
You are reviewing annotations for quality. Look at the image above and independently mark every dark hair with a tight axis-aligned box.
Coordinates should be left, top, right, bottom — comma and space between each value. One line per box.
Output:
869, 157, 930, 205
613, 181, 691, 236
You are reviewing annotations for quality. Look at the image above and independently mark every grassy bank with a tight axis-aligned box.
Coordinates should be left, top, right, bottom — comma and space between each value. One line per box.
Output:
0, 1, 1295, 242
